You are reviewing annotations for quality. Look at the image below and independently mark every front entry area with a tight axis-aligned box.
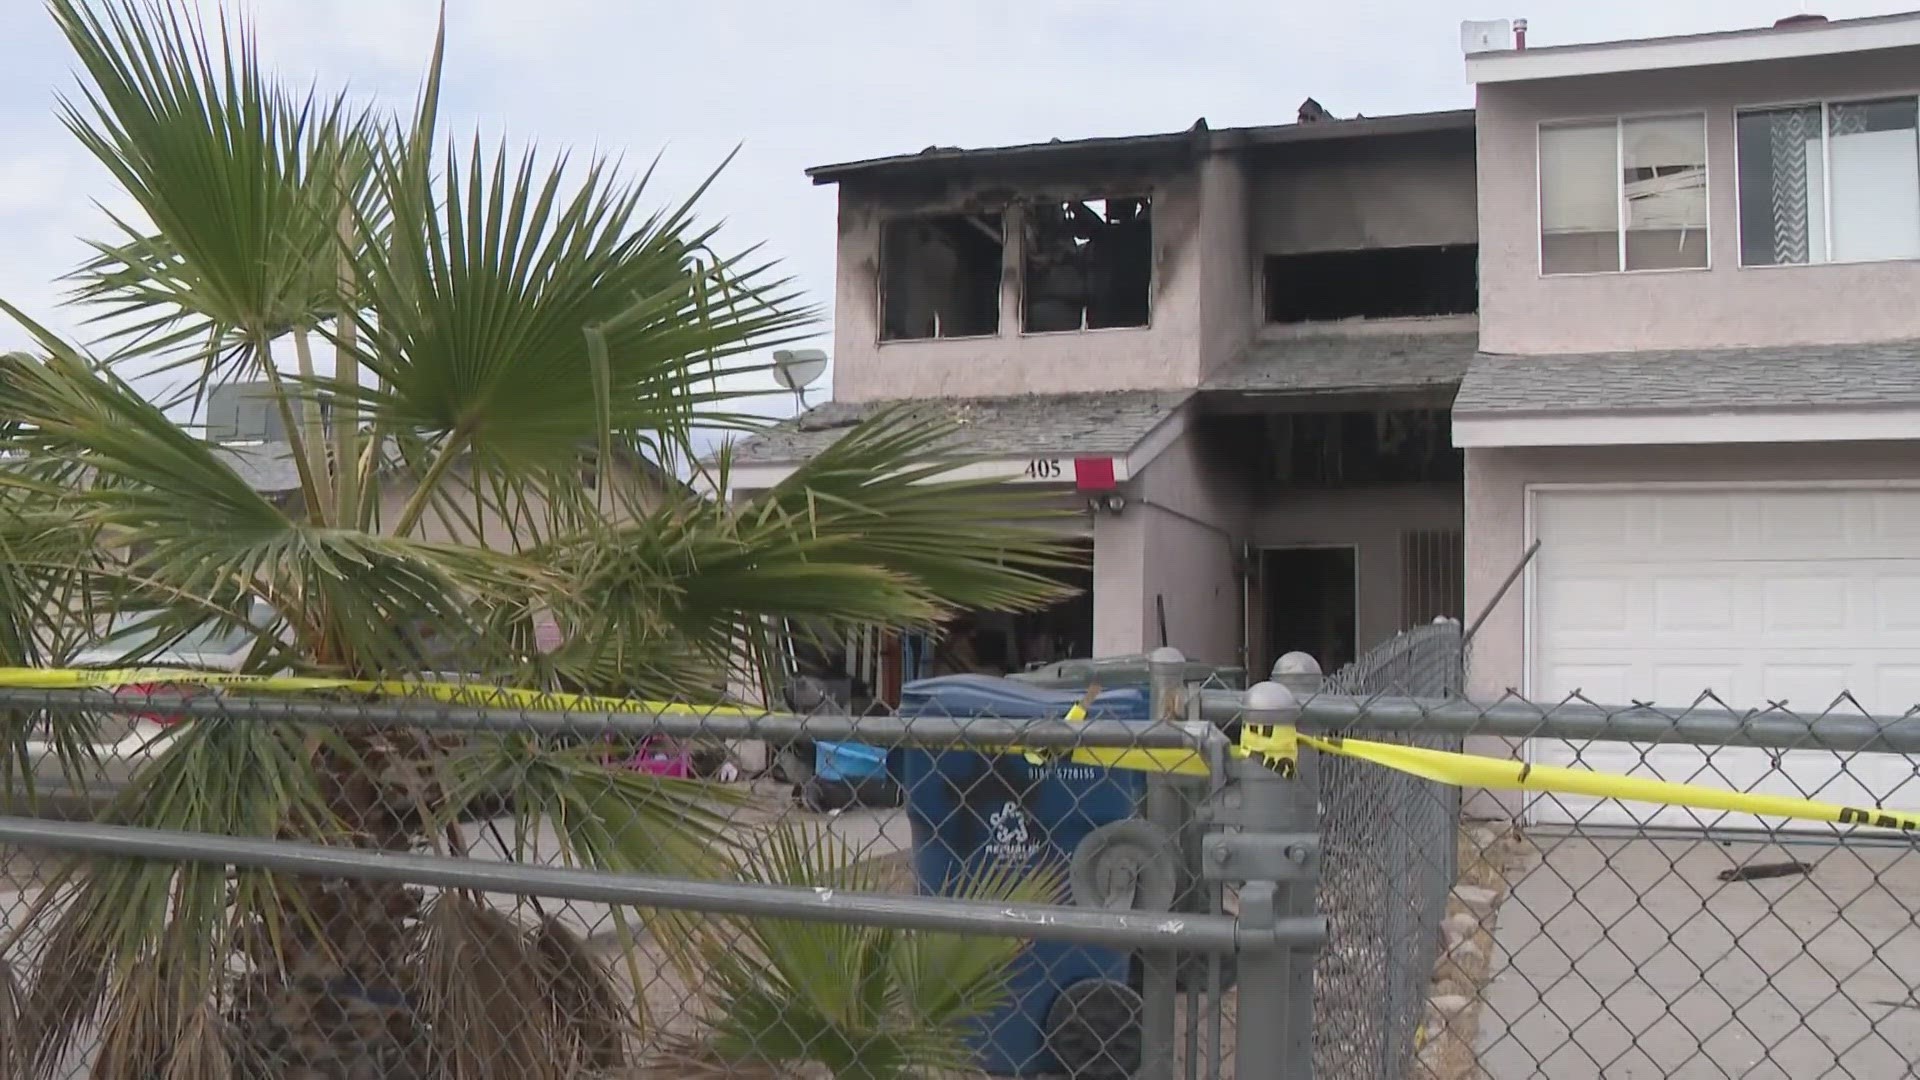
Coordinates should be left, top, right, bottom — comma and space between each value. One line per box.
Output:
1262, 546, 1359, 674
1527, 484, 1920, 829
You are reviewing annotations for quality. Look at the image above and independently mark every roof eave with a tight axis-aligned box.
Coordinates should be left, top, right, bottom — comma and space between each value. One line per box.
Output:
1467, 12, 1920, 85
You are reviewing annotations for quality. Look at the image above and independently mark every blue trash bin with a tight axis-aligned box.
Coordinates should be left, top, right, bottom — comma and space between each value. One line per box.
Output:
898, 675, 1149, 1077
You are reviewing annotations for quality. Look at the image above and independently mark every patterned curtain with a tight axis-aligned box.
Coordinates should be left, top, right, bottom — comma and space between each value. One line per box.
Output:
1768, 109, 1815, 264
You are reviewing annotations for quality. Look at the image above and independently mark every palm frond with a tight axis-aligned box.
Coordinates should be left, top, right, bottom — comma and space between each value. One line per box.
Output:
0, 345, 552, 675
415, 893, 573, 1080
51, 0, 373, 348
530, 915, 629, 1071
698, 824, 1063, 1080
339, 124, 812, 533
9, 876, 114, 1078
755, 409, 1084, 611
0, 952, 20, 1069
540, 410, 1080, 698
10, 712, 330, 1080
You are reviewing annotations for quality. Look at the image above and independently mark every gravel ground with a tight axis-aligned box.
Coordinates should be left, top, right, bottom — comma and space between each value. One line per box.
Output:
1412, 823, 1535, 1080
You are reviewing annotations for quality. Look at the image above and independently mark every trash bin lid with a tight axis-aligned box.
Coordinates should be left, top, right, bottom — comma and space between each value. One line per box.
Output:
1008, 655, 1245, 691
898, 674, 1148, 720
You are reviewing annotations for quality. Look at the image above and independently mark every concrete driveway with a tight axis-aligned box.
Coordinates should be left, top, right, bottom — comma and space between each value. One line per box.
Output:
1474, 833, 1920, 1079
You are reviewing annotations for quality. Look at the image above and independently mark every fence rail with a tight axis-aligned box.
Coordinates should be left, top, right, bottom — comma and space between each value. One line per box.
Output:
3, 641, 1918, 1080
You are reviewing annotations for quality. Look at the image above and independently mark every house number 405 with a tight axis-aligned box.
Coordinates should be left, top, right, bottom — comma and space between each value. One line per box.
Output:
1023, 459, 1063, 479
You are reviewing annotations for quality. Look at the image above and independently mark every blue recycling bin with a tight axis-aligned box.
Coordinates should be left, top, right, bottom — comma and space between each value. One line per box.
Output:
898, 675, 1149, 1077
815, 740, 890, 783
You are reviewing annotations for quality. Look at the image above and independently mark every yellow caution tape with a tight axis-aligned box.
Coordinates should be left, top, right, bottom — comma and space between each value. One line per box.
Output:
0, 665, 760, 717
3, 666, 1914, 832
1294, 732, 1919, 834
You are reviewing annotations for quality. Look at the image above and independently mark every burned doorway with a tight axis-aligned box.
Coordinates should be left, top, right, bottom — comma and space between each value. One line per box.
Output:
1262, 546, 1358, 675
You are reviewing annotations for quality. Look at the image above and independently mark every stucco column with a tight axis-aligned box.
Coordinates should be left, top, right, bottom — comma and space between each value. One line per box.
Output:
1092, 510, 1148, 656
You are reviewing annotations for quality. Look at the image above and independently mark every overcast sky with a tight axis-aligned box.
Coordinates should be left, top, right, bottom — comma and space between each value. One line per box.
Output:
0, 0, 1910, 421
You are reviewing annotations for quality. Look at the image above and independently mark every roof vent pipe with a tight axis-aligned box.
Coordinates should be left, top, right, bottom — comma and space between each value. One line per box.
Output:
1513, 18, 1528, 49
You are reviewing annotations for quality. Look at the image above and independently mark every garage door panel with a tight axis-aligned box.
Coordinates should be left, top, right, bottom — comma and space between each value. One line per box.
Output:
1870, 491, 1920, 541
1757, 664, 1854, 709
1536, 664, 1634, 705
1539, 488, 1920, 561
1760, 576, 1852, 632
1542, 565, 1920, 651
1652, 664, 1744, 707
1653, 575, 1737, 634
1877, 576, 1920, 630
1877, 666, 1920, 710
1757, 491, 1852, 542
1530, 486, 1920, 830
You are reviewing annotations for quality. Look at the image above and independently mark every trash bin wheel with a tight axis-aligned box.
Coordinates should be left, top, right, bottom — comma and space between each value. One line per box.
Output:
1070, 819, 1179, 913
1045, 977, 1142, 1080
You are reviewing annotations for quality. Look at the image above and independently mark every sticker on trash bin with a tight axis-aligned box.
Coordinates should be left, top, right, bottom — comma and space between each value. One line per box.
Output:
986, 801, 1041, 863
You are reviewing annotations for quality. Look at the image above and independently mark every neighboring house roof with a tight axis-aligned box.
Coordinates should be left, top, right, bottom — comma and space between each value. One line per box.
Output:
731, 390, 1193, 467
1203, 332, 1476, 399
806, 109, 1475, 185
215, 443, 303, 495
215, 441, 681, 499
1453, 340, 1920, 418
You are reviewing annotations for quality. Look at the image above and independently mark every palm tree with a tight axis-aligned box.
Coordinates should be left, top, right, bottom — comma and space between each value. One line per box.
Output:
0, 2, 1076, 1077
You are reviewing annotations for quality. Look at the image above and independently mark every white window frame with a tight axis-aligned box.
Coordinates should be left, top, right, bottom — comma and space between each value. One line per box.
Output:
1733, 95, 1920, 269
1017, 193, 1156, 338
1536, 112, 1711, 277
875, 210, 1008, 345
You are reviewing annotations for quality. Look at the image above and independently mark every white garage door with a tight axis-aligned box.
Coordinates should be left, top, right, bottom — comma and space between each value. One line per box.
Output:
1529, 485, 1920, 829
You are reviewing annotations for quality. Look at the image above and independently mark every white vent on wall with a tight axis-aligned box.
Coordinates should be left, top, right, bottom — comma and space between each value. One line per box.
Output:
1460, 18, 1513, 55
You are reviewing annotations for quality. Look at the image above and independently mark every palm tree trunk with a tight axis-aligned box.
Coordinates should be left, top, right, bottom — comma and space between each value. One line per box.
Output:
291, 327, 335, 518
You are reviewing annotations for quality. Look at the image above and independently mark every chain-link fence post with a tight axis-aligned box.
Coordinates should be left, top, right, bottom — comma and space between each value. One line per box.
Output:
1222, 680, 1319, 1080
1271, 650, 1324, 700
1138, 645, 1188, 1080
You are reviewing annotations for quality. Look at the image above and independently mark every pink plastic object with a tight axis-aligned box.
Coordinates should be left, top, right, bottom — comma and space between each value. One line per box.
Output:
606, 735, 694, 779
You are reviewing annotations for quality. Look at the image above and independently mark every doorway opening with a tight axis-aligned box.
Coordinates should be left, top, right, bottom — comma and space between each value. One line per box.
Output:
940, 538, 1094, 677
1261, 546, 1358, 676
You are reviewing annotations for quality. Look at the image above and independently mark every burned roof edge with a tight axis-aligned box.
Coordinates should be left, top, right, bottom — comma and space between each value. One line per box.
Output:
806, 109, 1475, 186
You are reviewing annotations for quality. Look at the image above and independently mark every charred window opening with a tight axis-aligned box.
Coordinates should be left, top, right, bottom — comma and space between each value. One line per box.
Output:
1264, 245, 1477, 323
880, 213, 1004, 341
1256, 410, 1461, 485
1022, 196, 1152, 333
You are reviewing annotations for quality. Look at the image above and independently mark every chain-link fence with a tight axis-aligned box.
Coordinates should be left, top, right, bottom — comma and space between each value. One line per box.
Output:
0, 670, 1302, 1080
1296, 692, 1920, 1080
3, 664, 1918, 1080
1309, 620, 1465, 1080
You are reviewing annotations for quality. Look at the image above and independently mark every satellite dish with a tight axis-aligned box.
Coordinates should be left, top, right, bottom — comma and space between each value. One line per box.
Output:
772, 348, 829, 408
1459, 18, 1513, 55
772, 349, 828, 392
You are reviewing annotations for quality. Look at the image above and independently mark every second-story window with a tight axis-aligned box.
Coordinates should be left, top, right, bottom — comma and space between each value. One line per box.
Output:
1022, 196, 1152, 333
1539, 115, 1708, 275
880, 213, 1004, 341
1736, 98, 1920, 266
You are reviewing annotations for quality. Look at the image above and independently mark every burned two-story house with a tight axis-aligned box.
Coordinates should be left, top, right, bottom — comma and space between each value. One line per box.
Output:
731, 104, 1479, 692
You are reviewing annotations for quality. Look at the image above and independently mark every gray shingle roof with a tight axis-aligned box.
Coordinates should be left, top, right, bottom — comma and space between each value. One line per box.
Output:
1455, 340, 1920, 416
1203, 331, 1475, 396
216, 443, 303, 494
730, 390, 1194, 465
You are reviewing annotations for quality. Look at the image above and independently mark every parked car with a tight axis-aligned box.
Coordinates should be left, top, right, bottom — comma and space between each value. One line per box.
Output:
13, 603, 275, 816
